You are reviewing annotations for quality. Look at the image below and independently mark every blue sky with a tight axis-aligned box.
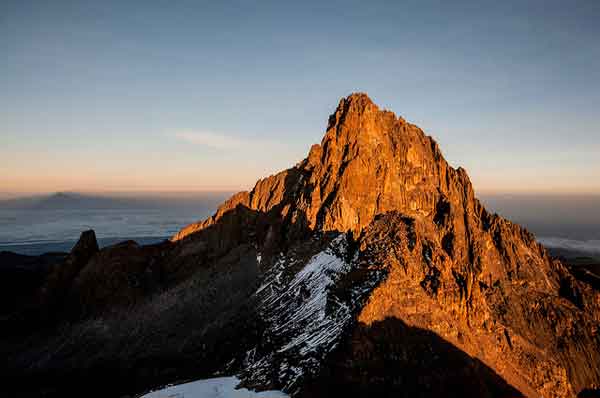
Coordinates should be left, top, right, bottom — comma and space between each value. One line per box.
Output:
1, 0, 599, 195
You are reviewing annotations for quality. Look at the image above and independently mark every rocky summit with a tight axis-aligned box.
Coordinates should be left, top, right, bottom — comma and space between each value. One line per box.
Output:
1, 94, 599, 398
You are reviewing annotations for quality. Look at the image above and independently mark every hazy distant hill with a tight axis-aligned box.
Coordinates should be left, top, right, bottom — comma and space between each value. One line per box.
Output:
0, 192, 130, 209
0, 191, 230, 210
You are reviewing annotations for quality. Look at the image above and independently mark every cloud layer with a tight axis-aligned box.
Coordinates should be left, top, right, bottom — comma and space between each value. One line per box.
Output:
538, 237, 600, 256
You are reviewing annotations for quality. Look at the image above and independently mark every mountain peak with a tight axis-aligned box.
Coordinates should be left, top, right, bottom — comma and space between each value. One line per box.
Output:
327, 92, 403, 133
337, 92, 376, 111
175, 93, 470, 238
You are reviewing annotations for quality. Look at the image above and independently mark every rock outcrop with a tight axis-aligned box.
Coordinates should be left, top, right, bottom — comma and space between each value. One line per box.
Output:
2, 94, 599, 398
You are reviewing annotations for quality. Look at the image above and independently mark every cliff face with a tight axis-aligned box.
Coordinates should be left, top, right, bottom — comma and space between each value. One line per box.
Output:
3, 94, 599, 398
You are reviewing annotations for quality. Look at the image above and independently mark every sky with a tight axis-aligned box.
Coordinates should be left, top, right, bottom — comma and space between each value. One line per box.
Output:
1, 0, 599, 197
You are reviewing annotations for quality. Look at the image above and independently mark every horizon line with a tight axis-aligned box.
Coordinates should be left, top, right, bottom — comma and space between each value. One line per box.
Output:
2, 188, 600, 201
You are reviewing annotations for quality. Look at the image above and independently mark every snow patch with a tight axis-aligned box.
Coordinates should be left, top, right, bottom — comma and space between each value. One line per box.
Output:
140, 376, 288, 398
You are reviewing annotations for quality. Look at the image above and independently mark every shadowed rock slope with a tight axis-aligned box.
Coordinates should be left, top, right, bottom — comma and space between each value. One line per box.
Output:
1, 94, 599, 398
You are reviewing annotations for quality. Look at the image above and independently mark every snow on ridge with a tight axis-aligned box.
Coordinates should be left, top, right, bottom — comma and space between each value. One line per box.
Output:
275, 236, 350, 354
240, 234, 357, 393
258, 234, 350, 354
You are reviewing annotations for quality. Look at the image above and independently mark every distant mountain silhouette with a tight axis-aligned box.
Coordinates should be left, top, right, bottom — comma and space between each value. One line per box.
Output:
0, 192, 134, 210
32, 192, 139, 209
0, 191, 229, 210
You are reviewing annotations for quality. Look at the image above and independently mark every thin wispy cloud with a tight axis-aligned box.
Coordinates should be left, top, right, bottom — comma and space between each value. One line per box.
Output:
174, 130, 279, 150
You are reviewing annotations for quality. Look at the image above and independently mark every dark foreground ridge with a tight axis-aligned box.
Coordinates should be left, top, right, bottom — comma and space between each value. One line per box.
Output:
1, 93, 599, 398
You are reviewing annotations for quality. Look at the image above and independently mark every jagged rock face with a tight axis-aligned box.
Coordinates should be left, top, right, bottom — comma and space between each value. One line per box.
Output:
173, 93, 600, 397
3, 94, 600, 398
300, 94, 471, 235
323, 212, 596, 398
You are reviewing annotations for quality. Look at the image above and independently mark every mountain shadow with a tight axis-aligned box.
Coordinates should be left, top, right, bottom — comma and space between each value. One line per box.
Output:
303, 316, 523, 398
